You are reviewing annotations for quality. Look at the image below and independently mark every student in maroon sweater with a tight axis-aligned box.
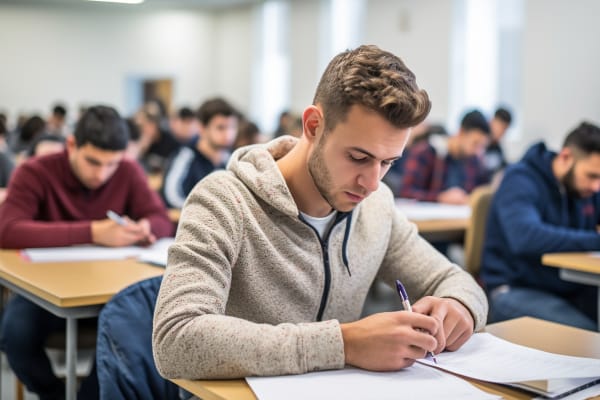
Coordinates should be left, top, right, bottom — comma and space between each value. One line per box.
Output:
0, 105, 174, 400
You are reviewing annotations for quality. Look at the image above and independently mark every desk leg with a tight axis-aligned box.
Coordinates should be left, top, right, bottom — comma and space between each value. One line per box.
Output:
66, 317, 77, 400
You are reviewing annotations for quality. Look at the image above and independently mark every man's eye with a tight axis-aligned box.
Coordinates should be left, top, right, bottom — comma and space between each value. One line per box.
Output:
349, 154, 367, 163
382, 160, 395, 167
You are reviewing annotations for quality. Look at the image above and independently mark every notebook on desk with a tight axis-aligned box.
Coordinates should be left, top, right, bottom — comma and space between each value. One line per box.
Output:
21, 237, 175, 267
247, 333, 600, 400
418, 333, 600, 399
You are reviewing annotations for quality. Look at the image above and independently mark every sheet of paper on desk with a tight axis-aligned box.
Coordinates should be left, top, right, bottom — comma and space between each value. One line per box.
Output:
137, 237, 174, 267
394, 199, 471, 220
23, 237, 174, 264
246, 363, 500, 400
419, 333, 600, 397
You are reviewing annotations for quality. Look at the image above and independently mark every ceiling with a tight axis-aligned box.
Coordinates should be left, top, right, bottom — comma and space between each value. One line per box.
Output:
0, 0, 265, 10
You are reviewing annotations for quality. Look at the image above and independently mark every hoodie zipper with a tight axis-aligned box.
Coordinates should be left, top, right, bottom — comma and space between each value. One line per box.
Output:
299, 212, 352, 321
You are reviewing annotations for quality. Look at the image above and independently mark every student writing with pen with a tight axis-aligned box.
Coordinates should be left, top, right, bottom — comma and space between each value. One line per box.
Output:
153, 46, 487, 381
0, 106, 173, 400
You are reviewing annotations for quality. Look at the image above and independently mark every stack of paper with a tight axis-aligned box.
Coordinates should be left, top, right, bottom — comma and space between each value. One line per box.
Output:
394, 199, 471, 220
22, 237, 175, 267
247, 333, 600, 400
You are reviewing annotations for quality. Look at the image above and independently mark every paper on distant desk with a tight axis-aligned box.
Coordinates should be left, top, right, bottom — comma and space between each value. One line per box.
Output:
395, 199, 471, 220
419, 333, 600, 382
23, 237, 174, 266
246, 363, 500, 400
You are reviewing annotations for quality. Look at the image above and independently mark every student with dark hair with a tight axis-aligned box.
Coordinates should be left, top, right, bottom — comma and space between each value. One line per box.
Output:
0, 105, 174, 400
160, 97, 239, 208
170, 106, 200, 144
153, 45, 486, 380
399, 109, 491, 204
12, 115, 47, 155
135, 101, 180, 174
483, 106, 513, 178
482, 121, 600, 331
47, 103, 68, 137
233, 119, 263, 150
26, 134, 66, 157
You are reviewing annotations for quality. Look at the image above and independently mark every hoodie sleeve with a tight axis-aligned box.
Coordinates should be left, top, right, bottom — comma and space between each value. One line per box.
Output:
376, 189, 488, 332
152, 173, 345, 380
493, 169, 600, 255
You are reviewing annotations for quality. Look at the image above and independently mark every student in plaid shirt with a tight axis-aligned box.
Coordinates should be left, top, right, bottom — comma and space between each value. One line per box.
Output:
399, 110, 491, 204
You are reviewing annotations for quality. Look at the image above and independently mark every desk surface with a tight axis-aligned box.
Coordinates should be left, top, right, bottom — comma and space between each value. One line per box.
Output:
542, 252, 600, 274
0, 250, 164, 308
171, 317, 600, 400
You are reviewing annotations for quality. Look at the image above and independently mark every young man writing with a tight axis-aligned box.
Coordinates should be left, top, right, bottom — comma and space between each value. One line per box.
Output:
0, 105, 173, 399
482, 121, 600, 331
153, 45, 487, 380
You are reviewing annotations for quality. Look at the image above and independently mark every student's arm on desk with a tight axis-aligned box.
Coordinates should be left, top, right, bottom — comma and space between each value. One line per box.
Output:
494, 172, 600, 255
375, 203, 486, 351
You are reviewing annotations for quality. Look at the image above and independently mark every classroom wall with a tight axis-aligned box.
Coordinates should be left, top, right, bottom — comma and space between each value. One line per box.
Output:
363, 0, 454, 124
0, 3, 215, 120
515, 0, 600, 158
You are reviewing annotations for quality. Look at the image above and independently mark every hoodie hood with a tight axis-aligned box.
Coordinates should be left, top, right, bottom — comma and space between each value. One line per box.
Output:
227, 136, 300, 218
520, 141, 559, 190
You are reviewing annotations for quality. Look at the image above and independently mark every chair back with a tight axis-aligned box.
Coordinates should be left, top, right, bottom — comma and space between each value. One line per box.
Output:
96, 275, 180, 400
463, 185, 495, 278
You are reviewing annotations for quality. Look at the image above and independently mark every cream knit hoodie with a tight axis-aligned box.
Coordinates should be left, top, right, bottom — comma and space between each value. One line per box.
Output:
152, 136, 488, 379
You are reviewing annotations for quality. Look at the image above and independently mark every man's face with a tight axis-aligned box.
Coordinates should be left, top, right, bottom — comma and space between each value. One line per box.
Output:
459, 129, 489, 158
562, 153, 600, 199
490, 117, 509, 142
68, 141, 125, 190
307, 105, 410, 212
203, 115, 238, 151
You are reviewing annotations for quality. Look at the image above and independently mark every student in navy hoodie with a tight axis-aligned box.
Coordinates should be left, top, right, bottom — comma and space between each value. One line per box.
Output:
481, 121, 600, 331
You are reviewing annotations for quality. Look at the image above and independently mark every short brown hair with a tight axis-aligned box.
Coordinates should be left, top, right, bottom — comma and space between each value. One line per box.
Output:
313, 45, 431, 132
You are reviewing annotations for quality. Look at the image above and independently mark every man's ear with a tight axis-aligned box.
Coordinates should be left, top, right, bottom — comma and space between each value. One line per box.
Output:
558, 147, 576, 169
66, 135, 76, 153
302, 105, 324, 143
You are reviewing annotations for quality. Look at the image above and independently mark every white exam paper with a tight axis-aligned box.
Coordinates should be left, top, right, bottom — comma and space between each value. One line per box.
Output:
246, 363, 500, 400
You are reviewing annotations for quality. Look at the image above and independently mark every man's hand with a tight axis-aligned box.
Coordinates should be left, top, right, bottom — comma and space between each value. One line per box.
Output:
340, 311, 439, 371
437, 187, 469, 204
91, 217, 156, 247
411, 296, 474, 354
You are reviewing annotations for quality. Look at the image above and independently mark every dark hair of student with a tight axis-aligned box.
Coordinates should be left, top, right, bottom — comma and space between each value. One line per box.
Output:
494, 107, 512, 125
312, 44, 431, 132
20, 115, 46, 142
196, 98, 239, 126
460, 110, 491, 135
52, 104, 67, 118
73, 105, 129, 151
563, 122, 600, 157
26, 134, 66, 157
178, 107, 195, 120
125, 117, 141, 142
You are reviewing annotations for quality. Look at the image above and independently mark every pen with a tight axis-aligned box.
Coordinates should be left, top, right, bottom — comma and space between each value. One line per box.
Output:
395, 279, 438, 364
106, 210, 127, 226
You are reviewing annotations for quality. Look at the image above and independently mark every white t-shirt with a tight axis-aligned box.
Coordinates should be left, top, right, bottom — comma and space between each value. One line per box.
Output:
300, 210, 337, 239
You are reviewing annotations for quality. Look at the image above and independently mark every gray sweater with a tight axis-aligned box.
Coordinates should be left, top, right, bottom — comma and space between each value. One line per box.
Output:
152, 137, 488, 380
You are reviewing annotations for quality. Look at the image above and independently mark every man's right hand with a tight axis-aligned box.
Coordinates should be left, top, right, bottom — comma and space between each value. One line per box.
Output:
437, 187, 469, 204
91, 217, 153, 247
340, 311, 439, 371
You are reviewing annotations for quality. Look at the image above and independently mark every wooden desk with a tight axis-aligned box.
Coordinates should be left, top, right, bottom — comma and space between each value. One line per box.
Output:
0, 250, 164, 400
172, 317, 600, 400
542, 252, 600, 329
413, 218, 468, 242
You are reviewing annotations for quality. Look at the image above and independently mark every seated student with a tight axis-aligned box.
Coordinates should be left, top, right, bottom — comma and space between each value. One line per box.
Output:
135, 100, 180, 174
152, 45, 487, 380
160, 97, 239, 209
399, 109, 491, 204
483, 106, 512, 179
0, 105, 174, 400
481, 121, 600, 332
169, 106, 200, 145
26, 134, 66, 158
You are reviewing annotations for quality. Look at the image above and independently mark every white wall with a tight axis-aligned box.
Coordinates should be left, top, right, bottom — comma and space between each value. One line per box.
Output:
363, 0, 454, 124
515, 0, 600, 158
0, 3, 215, 121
